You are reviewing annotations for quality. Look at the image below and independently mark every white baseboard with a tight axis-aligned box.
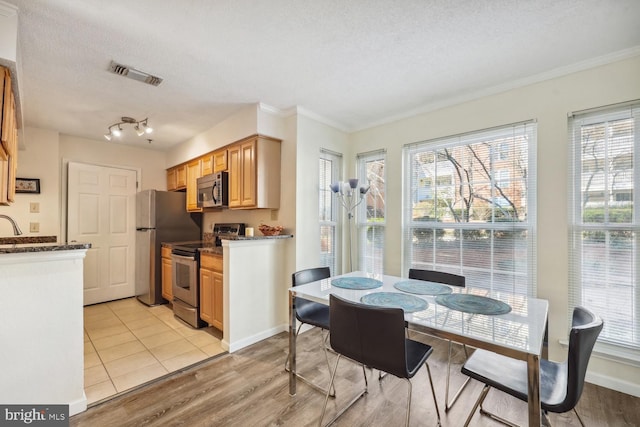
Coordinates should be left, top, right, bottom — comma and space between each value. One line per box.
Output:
227, 324, 288, 353
68, 393, 87, 416
586, 371, 640, 398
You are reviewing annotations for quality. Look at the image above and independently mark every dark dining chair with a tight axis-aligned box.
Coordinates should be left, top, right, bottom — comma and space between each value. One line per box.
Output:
460, 306, 603, 427
285, 267, 334, 396
318, 294, 441, 427
408, 268, 469, 412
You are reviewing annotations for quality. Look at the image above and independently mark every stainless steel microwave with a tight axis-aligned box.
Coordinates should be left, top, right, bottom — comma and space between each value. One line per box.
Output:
197, 171, 228, 208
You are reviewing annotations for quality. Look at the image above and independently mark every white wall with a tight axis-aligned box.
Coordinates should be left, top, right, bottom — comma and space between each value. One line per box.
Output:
0, 128, 59, 237
348, 55, 640, 396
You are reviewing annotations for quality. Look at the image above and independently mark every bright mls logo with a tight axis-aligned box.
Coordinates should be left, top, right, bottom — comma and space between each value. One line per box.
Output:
1, 405, 68, 426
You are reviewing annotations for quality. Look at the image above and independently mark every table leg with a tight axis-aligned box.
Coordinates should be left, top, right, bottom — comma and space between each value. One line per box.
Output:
526, 353, 541, 426
289, 290, 297, 396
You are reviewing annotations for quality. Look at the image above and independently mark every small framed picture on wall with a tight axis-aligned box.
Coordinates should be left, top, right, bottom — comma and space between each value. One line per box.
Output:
15, 178, 41, 194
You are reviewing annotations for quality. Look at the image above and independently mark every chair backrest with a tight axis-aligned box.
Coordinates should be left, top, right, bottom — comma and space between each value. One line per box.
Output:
559, 306, 603, 413
292, 267, 331, 287
408, 268, 465, 288
292, 267, 331, 322
329, 294, 409, 379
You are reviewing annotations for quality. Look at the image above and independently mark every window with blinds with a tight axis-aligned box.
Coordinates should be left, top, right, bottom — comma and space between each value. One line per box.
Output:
319, 149, 342, 275
569, 101, 639, 351
403, 121, 537, 295
357, 150, 386, 274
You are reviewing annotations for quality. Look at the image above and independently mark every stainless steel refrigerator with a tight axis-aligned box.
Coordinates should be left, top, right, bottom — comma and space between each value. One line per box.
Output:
135, 190, 201, 305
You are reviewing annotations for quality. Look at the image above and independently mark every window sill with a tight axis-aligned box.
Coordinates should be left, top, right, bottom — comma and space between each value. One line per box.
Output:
559, 339, 640, 368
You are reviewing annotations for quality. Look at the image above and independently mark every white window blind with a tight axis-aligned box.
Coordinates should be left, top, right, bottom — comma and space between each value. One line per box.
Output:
403, 121, 537, 295
357, 150, 386, 275
319, 149, 342, 275
569, 101, 640, 350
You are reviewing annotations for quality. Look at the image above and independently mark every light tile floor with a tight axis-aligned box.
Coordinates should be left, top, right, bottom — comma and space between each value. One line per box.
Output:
84, 297, 225, 405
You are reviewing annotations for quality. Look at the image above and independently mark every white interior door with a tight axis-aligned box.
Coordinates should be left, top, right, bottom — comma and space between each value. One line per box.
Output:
67, 162, 137, 305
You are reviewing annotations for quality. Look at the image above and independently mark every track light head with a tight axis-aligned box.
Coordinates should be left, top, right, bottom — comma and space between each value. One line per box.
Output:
104, 117, 153, 141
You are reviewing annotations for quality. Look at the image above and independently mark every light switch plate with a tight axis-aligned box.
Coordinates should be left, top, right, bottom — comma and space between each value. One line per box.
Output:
30, 222, 39, 233
30, 202, 40, 213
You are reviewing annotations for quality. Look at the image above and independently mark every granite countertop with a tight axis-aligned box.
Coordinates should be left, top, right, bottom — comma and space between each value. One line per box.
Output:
0, 235, 91, 254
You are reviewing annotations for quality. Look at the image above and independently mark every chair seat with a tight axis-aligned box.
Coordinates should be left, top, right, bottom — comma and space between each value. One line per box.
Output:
405, 339, 434, 378
461, 349, 568, 411
295, 297, 330, 330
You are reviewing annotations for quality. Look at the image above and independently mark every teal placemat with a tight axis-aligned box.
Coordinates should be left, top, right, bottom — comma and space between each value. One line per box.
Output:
394, 280, 453, 295
360, 292, 428, 313
331, 277, 383, 290
435, 294, 511, 315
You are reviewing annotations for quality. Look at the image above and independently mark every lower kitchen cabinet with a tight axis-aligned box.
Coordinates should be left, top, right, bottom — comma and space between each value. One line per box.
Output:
200, 253, 223, 330
161, 246, 173, 302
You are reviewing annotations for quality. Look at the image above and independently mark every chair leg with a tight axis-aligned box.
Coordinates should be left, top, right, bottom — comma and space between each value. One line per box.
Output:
425, 363, 442, 427
464, 384, 490, 427
404, 378, 412, 427
476, 387, 520, 427
573, 408, 586, 427
444, 341, 471, 412
318, 356, 368, 427
285, 326, 336, 397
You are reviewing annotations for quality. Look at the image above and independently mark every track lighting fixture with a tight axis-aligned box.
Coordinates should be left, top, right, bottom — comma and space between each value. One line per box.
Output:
104, 117, 153, 141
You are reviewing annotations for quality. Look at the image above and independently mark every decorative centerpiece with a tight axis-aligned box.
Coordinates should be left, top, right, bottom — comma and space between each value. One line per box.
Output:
258, 224, 284, 236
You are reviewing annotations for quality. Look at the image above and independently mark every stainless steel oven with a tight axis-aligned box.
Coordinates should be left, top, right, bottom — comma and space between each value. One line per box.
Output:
172, 244, 206, 328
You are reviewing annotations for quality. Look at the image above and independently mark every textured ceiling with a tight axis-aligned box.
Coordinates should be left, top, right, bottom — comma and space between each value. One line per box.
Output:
4, 0, 640, 150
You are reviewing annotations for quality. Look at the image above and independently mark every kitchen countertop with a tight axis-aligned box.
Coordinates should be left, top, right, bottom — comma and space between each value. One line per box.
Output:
0, 235, 91, 254
163, 234, 293, 255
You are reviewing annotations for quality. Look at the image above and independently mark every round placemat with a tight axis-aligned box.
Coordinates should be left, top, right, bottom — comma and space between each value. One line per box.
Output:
360, 292, 428, 313
394, 280, 453, 296
331, 277, 383, 290
435, 294, 511, 315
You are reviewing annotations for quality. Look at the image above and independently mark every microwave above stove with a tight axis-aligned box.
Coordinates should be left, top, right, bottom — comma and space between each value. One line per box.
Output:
197, 171, 228, 208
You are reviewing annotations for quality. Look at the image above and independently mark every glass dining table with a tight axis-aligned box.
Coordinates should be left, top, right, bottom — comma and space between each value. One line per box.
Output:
288, 271, 549, 426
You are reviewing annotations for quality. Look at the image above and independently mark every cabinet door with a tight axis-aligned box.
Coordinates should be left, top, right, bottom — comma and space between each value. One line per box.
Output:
240, 139, 256, 207
166, 168, 177, 191
213, 149, 228, 172
175, 165, 187, 189
186, 159, 202, 211
201, 154, 214, 176
228, 145, 241, 207
199, 267, 214, 325
212, 271, 224, 330
161, 256, 173, 302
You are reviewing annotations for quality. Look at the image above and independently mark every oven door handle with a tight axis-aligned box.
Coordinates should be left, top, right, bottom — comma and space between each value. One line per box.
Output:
172, 253, 197, 261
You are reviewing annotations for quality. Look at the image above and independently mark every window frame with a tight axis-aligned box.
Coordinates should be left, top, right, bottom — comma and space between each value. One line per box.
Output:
402, 121, 537, 296
319, 149, 343, 275
356, 149, 386, 275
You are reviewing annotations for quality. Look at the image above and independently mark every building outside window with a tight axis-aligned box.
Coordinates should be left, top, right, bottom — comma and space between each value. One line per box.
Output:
357, 150, 386, 275
319, 149, 342, 274
569, 101, 639, 352
403, 121, 537, 296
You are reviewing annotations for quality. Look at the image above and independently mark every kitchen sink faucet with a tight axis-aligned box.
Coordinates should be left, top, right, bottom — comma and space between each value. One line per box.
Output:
0, 215, 23, 235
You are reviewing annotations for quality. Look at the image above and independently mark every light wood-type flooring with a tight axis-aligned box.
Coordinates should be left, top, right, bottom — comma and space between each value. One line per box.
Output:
72, 327, 640, 426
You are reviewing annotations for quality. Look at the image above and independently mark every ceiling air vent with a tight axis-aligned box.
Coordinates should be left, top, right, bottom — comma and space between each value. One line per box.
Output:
108, 61, 163, 86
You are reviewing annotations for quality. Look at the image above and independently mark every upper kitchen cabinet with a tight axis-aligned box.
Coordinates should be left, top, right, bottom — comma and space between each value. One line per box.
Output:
0, 66, 18, 205
201, 153, 214, 176
167, 163, 187, 191
228, 135, 281, 209
186, 158, 202, 212
213, 149, 227, 172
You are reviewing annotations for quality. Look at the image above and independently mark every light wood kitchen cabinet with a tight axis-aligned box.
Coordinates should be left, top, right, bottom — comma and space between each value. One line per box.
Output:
0, 66, 18, 205
200, 253, 223, 330
166, 164, 187, 191
228, 135, 281, 209
161, 246, 173, 302
166, 168, 177, 191
201, 153, 214, 176
213, 149, 228, 172
186, 158, 202, 212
